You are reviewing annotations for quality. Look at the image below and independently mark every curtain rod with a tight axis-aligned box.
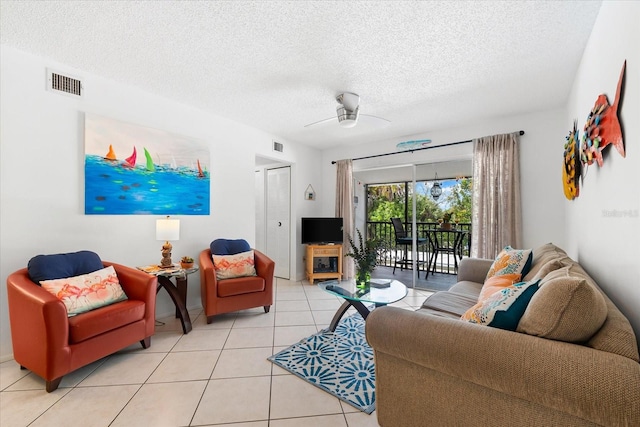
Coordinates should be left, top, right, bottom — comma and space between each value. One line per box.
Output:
331, 130, 525, 164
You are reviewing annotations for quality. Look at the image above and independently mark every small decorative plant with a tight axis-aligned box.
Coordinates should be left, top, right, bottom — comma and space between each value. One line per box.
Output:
180, 256, 194, 268
345, 229, 384, 287
442, 211, 453, 223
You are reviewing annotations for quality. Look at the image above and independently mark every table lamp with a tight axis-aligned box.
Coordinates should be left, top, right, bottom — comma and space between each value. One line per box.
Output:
156, 216, 180, 268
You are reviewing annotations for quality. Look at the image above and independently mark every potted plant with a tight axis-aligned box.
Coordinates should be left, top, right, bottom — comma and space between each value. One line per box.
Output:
345, 229, 384, 288
180, 256, 194, 269
441, 211, 453, 230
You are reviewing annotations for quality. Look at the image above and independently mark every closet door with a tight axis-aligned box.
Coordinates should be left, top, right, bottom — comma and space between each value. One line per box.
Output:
266, 166, 290, 279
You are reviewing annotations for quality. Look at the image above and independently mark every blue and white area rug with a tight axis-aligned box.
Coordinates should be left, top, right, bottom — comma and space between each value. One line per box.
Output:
268, 314, 375, 414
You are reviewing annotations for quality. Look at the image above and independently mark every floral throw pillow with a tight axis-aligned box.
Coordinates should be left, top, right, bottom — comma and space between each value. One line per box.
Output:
478, 273, 522, 301
40, 265, 128, 316
212, 250, 257, 280
461, 280, 541, 331
486, 246, 533, 280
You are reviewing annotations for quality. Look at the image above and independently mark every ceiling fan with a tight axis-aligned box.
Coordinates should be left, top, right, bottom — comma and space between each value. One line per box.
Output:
304, 92, 391, 129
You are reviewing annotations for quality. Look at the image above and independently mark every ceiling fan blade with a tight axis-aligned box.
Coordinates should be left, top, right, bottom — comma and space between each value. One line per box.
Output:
304, 116, 337, 128
358, 114, 391, 128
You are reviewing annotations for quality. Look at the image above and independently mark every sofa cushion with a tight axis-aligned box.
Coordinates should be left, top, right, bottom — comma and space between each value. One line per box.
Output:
461, 280, 540, 331
556, 261, 639, 361
40, 265, 128, 316
517, 266, 608, 342
447, 281, 483, 299
523, 243, 568, 281
213, 250, 257, 280
68, 300, 145, 343
28, 250, 104, 283
421, 291, 478, 317
525, 258, 565, 282
217, 276, 265, 297
486, 246, 533, 280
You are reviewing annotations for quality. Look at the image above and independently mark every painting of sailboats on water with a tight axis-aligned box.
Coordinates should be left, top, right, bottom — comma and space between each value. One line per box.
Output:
84, 114, 210, 215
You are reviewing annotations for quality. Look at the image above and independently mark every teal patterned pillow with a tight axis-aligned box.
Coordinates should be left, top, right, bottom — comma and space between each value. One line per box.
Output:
461, 280, 541, 331
486, 246, 533, 280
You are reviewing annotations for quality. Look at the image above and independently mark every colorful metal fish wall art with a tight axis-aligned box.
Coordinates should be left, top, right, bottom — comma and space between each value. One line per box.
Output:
563, 121, 580, 200
563, 61, 626, 200
580, 61, 626, 169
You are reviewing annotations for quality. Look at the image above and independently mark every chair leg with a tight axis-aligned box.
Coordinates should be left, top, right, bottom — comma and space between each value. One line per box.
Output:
206, 315, 215, 324
46, 377, 63, 393
430, 250, 438, 274
140, 337, 151, 349
264, 305, 271, 313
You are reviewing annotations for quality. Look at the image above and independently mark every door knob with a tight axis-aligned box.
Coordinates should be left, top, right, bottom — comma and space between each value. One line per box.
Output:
278, 222, 282, 227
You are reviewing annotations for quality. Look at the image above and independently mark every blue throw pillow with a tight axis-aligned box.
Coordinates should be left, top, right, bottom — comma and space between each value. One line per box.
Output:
210, 239, 251, 256
28, 251, 103, 284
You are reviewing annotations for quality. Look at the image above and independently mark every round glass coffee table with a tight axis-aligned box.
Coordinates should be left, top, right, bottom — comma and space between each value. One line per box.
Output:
318, 278, 407, 331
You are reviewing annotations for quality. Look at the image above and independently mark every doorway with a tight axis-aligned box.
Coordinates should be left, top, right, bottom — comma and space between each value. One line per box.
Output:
266, 166, 291, 279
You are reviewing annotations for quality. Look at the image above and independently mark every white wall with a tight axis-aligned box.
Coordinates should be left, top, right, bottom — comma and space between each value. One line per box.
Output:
0, 46, 319, 360
291, 158, 325, 281
321, 108, 567, 251
565, 1, 640, 341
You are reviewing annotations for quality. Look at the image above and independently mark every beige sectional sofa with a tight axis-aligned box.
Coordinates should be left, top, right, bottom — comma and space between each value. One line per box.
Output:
366, 243, 640, 426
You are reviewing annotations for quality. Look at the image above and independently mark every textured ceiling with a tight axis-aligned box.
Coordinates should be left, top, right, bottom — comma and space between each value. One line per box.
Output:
1, 1, 602, 150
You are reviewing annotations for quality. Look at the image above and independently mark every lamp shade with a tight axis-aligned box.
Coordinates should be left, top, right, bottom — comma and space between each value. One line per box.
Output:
156, 217, 180, 241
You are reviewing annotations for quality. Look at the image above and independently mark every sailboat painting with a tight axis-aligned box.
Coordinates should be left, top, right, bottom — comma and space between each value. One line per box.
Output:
84, 113, 210, 215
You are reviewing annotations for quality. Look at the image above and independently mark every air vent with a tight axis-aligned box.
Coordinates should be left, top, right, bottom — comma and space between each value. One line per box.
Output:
273, 141, 284, 153
47, 69, 82, 97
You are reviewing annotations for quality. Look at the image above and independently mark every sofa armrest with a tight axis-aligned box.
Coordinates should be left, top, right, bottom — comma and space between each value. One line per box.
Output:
6, 269, 70, 376
199, 249, 216, 283
457, 257, 493, 283
199, 248, 218, 302
106, 262, 157, 302
253, 249, 275, 282
105, 262, 157, 335
366, 306, 640, 425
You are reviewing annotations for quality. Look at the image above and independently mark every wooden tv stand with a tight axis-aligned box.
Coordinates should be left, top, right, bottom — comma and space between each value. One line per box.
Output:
306, 244, 343, 284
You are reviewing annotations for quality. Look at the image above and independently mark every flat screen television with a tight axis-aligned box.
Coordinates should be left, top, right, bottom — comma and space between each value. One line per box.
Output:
301, 217, 344, 244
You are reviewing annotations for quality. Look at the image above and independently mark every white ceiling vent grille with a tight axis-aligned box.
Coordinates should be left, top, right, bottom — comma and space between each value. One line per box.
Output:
47, 69, 82, 97
273, 141, 284, 153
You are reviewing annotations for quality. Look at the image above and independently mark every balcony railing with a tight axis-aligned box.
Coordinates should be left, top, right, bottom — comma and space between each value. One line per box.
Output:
366, 221, 472, 275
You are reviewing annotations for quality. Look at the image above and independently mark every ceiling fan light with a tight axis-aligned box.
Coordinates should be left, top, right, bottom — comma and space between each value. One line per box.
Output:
337, 105, 359, 128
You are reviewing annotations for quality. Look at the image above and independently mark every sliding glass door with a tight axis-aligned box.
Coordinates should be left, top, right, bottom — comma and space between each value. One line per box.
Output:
356, 159, 472, 290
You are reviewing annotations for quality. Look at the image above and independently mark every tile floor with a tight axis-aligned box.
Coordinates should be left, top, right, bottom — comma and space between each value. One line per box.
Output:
0, 278, 435, 427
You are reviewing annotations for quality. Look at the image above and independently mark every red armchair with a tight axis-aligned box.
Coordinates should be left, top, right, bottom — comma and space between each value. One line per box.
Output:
199, 239, 274, 323
6, 253, 156, 392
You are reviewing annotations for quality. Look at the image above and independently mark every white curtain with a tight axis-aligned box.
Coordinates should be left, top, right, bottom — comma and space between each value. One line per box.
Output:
471, 132, 522, 259
335, 159, 354, 279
